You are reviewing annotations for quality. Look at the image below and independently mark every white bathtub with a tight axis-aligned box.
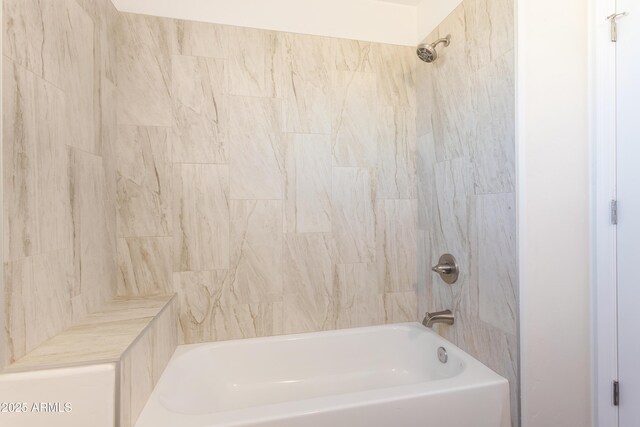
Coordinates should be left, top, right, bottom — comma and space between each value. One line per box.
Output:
136, 323, 510, 427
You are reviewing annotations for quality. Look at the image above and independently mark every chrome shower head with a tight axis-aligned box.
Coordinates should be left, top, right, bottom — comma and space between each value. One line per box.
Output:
416, 35, 451, 63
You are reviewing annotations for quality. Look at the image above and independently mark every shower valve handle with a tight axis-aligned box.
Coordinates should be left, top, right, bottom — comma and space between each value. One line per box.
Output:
431, 254, 459, 285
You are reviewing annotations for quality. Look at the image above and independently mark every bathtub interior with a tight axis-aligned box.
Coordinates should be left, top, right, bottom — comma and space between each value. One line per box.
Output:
156, 324, 465, 414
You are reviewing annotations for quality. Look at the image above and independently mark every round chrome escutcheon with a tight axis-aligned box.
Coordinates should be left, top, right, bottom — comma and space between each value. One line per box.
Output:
437, 346, 448, 363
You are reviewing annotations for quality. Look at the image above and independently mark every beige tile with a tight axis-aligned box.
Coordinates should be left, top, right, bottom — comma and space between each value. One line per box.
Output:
282, 233, 334, 333
284, 134, 332, 233
120, 298, 177, 427
3, 60, 38, 261
174, 270, 282, 343
333, 263, 383, 328
118, 237, 173, 296
228, 96, 283, 199
376, 200, 417, 293
373, 43, 415, 110
117, 13, 174, 126
383, 292, 418, 323
377, 106, 417, 199
331, 71, 378, 167
172, 164, 229, 271
4, 250, 76, 366
227, 200, 283, 304
226, 26, 282, 97
331, 167, 375, 263
281, 33, 333, 133
77, 150, 116, 314
335, 39, 374, 72
172, 55, 227, 164
175, 20, 228, 58
3, 0, 45, 76
3, 59, 72, 261
465, 0, 514, 72
476, 193, 516, 333
116, 126, 172, 237
173, 270, 225, 343
3, 258, 34, 365
6, 296, 174, 372
4, 0, 95, 152
470, 51, 515, 194
76, 0, 119, 85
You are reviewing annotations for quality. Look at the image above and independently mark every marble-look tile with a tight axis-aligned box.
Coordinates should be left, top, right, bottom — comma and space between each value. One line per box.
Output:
4, 0, 95, 152
416, 229, 431, 318
3, 250, 76, 366
335, 39, 373, 72
77, 150, 116, 315
416, 1, 517, 423
470, 51, 515, 194
6, 296, 174, 372
120, 298, 177, 427
429, 6, 475, 162
227, 96, 283, 199
173, 270, 225, 343
282, 233, 334, 334
172, 55, 227, 164
465, 0, 514, 72
3, 59, 72, 261
76, 0, 119, 85
226, 200, 283, 304
333, 263, 383, 328
451, 314, 519, 427
3, 0, 45, 76
332, 167, 376, 264
3, 258, 34, 365
377, 106, 417, 199
174, 271, 283, 343
416, 132, 436, 229
2, 62, 37, 260
373, 43, 415, 110
476, 193, 516, 333
281, 33, 333, 133
175, 20, 228, 58
116, 126, 171, 237
432, 157, 474, 265
226, 26, 281, 97
117, 237, 173, 296
383, 292, 418, 323
172, 164, 229, 271
99, 79, 119, 265
117, 13, 174, 126
376, 200, 417, 293
331, 71, 378, 167
283, 134, 331, 233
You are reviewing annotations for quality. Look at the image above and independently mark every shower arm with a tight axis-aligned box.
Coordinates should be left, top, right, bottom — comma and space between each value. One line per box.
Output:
432, 36, 451, 48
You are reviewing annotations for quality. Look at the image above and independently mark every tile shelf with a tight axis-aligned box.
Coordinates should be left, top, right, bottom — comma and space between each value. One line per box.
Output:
2, 295, 175, 373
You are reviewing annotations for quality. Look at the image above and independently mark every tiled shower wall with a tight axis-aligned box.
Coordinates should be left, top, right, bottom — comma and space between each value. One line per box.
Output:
2, 0, 119, 368
114, 14, 418, 343
415, 1, 517, 424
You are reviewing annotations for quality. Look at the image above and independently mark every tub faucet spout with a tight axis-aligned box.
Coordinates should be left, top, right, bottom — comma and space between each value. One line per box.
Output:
422, 310, 455, 328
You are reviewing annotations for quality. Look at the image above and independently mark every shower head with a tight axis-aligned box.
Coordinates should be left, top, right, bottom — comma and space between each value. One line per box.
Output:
416, 35, 451, 63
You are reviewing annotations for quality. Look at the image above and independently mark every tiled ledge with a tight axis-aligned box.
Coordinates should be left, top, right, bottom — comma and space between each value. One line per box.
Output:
3, 295, 176, 373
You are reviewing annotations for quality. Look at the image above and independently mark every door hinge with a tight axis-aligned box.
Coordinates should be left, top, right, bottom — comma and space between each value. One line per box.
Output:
611, 200, 618, 225
607, 12, 628, 42
613, 380, 620, 406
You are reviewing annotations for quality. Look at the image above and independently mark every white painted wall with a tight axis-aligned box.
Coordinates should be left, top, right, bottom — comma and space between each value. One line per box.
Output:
517, 0, 592, 426
416, 0, 462, 41
110, 0, 418, 46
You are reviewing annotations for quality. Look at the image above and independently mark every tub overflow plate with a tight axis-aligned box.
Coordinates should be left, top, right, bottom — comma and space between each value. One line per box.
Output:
437, 346, 448, 363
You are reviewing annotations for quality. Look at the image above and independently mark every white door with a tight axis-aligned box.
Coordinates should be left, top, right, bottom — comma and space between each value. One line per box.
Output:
616, 0, 640, 425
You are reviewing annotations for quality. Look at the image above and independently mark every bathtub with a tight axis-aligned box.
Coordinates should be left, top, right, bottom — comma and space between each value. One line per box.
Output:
136, 323, 510, 427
